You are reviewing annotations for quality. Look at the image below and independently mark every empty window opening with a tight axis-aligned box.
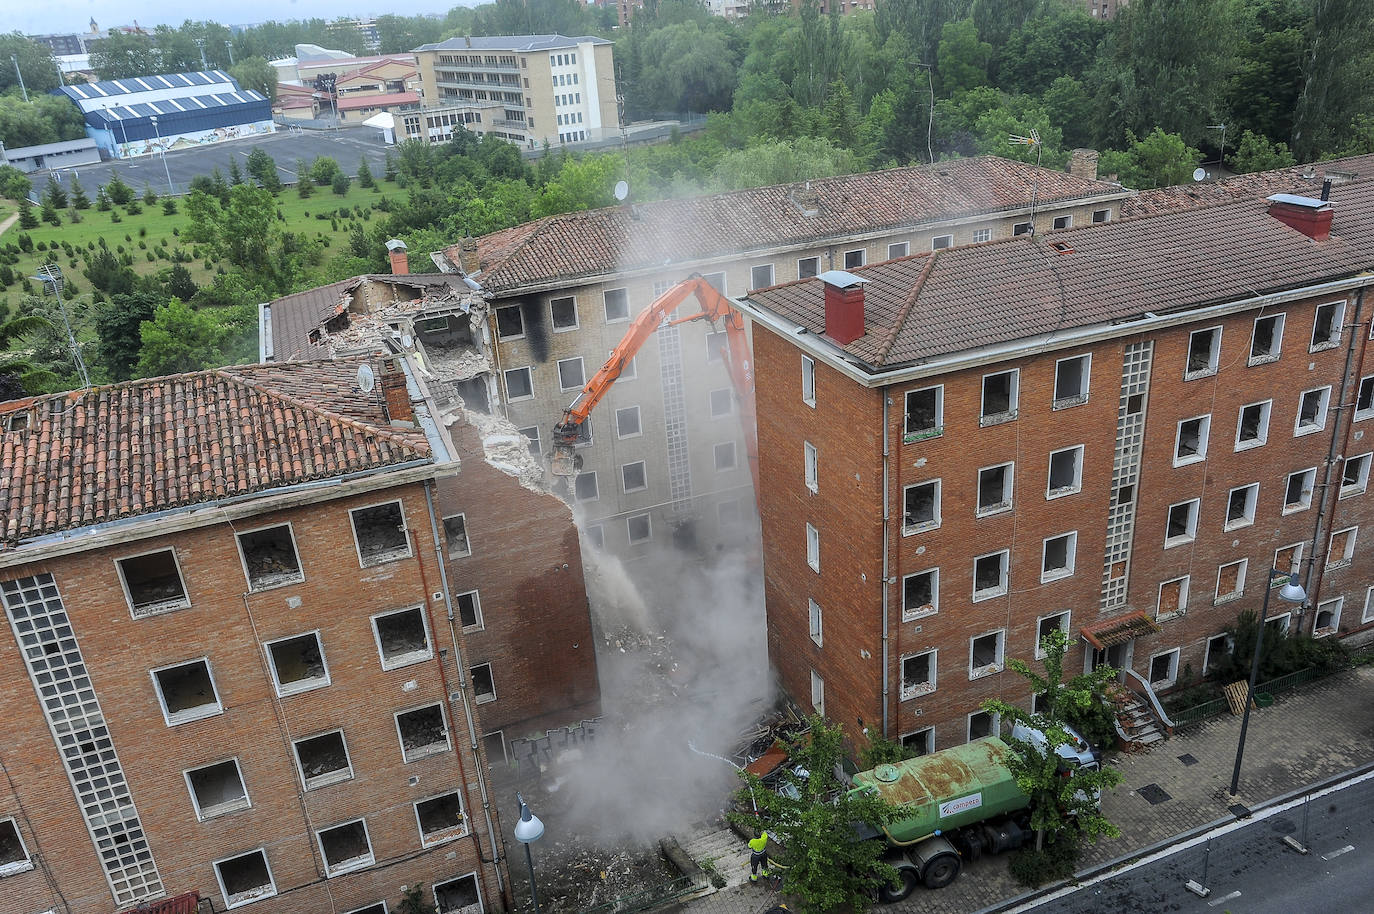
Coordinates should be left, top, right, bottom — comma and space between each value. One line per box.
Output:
397, 704, 449, 762
806, 523, 819, 571
1036, 612, 1069, 657
294, 731, 352, 789
504, 367, 533, 400
1186, 327, 1220, 376
801, 356, 816, 406
1149, 650, 1179, 688
622, 461, 648, 492
118, 550, 189, 617
604, 288, 629, 322
904, 386, 942, 440
710, 388, 734, 418
1297, 387, 1330, 433
434, 874, 480, 914
1237, 401, 1270, 448
1126, 393, 1144, 415
968, 711, 997, 741
186, 760, 249, 819
1176, 416, 1208, 461
798, 256, 820, 278
267, 633, 329, 695
1314, 598, 1342, 636
1042, 533, 1075, 580
1012, 221, 1032, 236
550, 297, 577, 330
1166, 500, 1198, 544
558, 357, 585, 390
973, 552, 1007, 600
456, 591, 482, 630
1226, 485, 1257, 528
453, 378, 492, 414
495, 305, 524, 339
1285, 469, 1315, 511
318, 820, 374, 877
1092, 209, 1111, 223
750, 264, 775, 289
1052, 215, 1072, 230
416, 793, 467, 847
977, 464, 1012, 515
804, 442, 818, 492
574, 472, 598, 502
1116, 484, 1135, 505
811, 670, 824, 715
238, 526, 302, 591
153, 660, 221, 725
628, 513, 652, 544
1204, 633, 1232, 673
351, 502, 409, 566
903, 569, 937, 618
1311, 301, 1343, 349
1341, 453, 1371, 496
373, 608, 430, 669
970, 631, 1004, 675
519, 426, 541, 457
443, 515, 470, 558
1054, 355, 1089, 406
903, 481, 940, 533
981, 371, 1017, 423
901, 651, 935, 699
1251, 314, 1283, 362
705, 330, 729, 364
483, 731, 507, 766
714, 441, 737, 471
808, 599, 822, 646
471, 663, 496, 703
901, 728, 934, 756
216, 850, 276, 908
616, 406, 641, 438
843, 248, 866, 269
1358, 376, 1374, 419
1048, 446, 1082, 496
0, 819, 32, 876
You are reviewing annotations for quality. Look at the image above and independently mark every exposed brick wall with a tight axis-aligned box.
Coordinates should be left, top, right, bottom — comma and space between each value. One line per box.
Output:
752, 283, 1374, 754
437, 418, 601, 751
0, 483, 507, 914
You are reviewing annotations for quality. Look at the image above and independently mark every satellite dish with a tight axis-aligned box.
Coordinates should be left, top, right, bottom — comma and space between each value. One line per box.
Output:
400, 333, 414, 349
357, 363, 376, 392
1192, 167, 1207, 182
613, 180, 629, 202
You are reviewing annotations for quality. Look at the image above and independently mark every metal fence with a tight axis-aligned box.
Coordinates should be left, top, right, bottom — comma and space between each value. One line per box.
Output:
1171, 663, 1346, 729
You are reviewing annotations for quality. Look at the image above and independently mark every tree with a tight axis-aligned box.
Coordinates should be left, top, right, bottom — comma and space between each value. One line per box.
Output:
981, 629, 1124, 855
69, 177, 90, 210
136, 299, 228, 377
95, 291, 163, 381
106, 176, 135, 206
383, 151, 398, 182
0, 165, 30, 202
357, 158, 375, 188
709, 136, 859, 191
246, 148, 282, 193
331, 171, 351, 195
311, 156, 343, 187
296, 159, 315, 198
0, 95, 88, 149
90, 31, 160, 80
635, 21, 739, 114
1229, 128, 1297, 173
1291, 0, 1374, 159
730, 717, 904, 913
228, 157, 245, 186
165, 263, 199, 303
936, 19, 993, 96
229, 57, 278, 104
43, 176, 68, 211
0, 33, 60, 94
184, 185, 276, 275
142, 184, 158, 207
1098, 128, 1201, 189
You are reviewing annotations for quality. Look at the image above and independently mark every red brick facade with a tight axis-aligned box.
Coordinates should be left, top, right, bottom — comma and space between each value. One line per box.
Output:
755, 285, 1374, 751
0, 484, 509, 913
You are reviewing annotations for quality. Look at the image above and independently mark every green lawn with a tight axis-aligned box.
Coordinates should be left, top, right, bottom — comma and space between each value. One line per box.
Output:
1, 181, 395, 293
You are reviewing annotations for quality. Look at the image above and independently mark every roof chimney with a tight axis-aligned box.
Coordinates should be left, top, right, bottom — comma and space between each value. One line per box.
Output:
1069, 148, 1099, 182
457, 235, 480, 274
378, 356, 415, 426
818, 270, 869, 346
385, 238, 409, 275
1267, 193, 1333, 242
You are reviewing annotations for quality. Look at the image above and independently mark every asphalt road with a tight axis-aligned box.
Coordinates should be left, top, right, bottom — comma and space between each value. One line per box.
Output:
1017, 771, 1374, 913
43, 126, 395, 197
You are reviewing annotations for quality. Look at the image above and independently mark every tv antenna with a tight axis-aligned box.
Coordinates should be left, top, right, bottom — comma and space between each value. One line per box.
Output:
30, 263, 90, 389
1010, 129, 1044, 235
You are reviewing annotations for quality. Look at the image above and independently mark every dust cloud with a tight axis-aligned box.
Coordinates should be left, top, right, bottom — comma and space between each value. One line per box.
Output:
546, 528, 771, 844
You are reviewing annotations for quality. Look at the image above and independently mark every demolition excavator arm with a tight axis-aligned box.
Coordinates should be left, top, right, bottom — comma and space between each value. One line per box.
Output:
551, 276, 759, 492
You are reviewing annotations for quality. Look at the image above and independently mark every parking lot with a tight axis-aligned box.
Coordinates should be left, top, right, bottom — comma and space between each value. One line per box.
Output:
48, 126, 396, 196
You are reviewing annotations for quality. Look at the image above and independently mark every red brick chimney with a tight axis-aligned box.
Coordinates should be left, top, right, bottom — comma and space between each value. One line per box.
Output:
378, 356, 415, 425
1267, 193, 1333, 241
385, 238, 409, 275
820, 270, 868, 345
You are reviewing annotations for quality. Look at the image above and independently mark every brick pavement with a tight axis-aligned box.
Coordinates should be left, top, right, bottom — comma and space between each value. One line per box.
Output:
669, 664, 1374, 914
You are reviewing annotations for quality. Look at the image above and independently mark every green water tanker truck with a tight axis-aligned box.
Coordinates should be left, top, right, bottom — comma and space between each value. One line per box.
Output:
852, 724, 1098, 902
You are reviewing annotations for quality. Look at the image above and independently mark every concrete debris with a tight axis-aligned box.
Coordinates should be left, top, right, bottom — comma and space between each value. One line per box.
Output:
461, 408, 549, 493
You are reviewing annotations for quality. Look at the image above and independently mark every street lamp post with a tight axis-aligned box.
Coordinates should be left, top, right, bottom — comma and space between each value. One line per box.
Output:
149, 115, 174, 194
1229, 570, 1306, 797
225, 40, 235, 67
513, 793, 544, 913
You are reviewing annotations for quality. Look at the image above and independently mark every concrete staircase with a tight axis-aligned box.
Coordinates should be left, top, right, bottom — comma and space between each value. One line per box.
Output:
1116, 692, 1166, 749
677, 824, 752, 890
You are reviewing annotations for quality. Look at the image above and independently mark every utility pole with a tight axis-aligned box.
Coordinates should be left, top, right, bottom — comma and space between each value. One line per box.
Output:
195, 38, 208, 71
31, 265, 91, 390
225, 40, 235, 67
12, 55, 28, 102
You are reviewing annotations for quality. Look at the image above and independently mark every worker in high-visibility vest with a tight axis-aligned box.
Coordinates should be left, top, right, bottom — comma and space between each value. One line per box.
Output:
748, 830, 770, 881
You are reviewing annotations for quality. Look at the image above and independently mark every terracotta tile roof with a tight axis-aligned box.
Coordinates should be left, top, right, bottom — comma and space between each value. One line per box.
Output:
0, 359, 430, 546
264, 279, 352, 361
746, 180, 1374, 373
338, 91, 420, 111
1119, 153, 1374, 218
452, 156, 1131, 293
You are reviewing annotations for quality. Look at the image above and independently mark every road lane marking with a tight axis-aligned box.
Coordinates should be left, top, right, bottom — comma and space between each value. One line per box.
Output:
1208, 890, 1242, 906
1321, 844, 1355, 860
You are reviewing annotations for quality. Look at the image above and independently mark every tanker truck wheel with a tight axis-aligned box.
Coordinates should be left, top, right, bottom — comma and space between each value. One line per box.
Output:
921, 853, 962, 889
877, 868, 919, 903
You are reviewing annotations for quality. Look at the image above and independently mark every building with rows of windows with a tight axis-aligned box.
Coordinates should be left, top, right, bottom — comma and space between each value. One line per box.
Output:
738, 171, 1374, 754
0, 357, 549, 914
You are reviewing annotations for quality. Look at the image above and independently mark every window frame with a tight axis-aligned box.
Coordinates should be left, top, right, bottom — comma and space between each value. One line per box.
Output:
1356, 374, 1374, 420
1164, 498, 1200, 547
1214, 558, 1247, 605
1274, 542, 1304, 578
470, 662, 496, 704
968, 629, 1006, 679
292, 729, 354, 790
1174, 414, 1211, 465
713, 440, 738, 472
1224, 482, 1260, 531
888, 241, 909, 259
1148, 648, 1181, 689
1295, 386, 1332, 436
395, 702, 452, 763
1203, 632, 1232, 674
902, 479, 942, 535
213, 848, 278, 909
454, 589, 483, 632
235, 523, 305, 592
750, 263, 775, 289
1184, 326, 1222, 379
573, 470, 599, 503
556, 357, 586, 392
414, 791, 469, 848
972, 228, 992, 243
1047, 444, 1084, 498
442, 513, 471, 559
801, 356, 816, 407
1284, 467, 1317, 513
1052, 353, 1091, 408
1363, 586, 1374, 624
971, 549, 1009, 602
1091, 209, 1110, 224
843, 247, 866, 269
627, 512, 652, 544
900, 649, 937, 700
1034, 611, 1070, 659
1234, 400, 1272, 451
804, 441, 818, 493
1249, 312, 1284, 365
602, 287, 629, 324
317, 818, 376, 878
797, 255, 820, 279
1313, 596, 1343, 637
503, 366, 534, 401
494, 304, 524, 341
116, 546, 191, 618
806, 522, 820, 572
0, 817, 33, 876
614, 405, 642, 439
621, 460, 648, 493
349, 500, 412, 568
900, 727, 935, 755
1157, 575, 1189, 621
709, 387, 734, 419
1340, 452, 1371, 497
370, 606, 433, 671
968, 710, 1000, 741
434, 872, 483, 914
1040, 532, 1077, 583
183, 757, 251, 821
902, 567, 938, 620
1012, 221, 1032, 236
903, 385, 944, 442
264, 630, 331, 697
931, 234, 953, 250
151, 657, 223, 726
976, 461, 1014, 517
1052, 214, 1073, 230
1309, 299, 1345, 352
549, 295, 579, 332
979, 369, 1020, 426
810, 669, 824, 715
808, 598, 823, 647
1328, 525, 1357, 569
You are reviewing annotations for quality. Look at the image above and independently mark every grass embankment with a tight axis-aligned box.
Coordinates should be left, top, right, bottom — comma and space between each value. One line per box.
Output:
1, 182, 392, 293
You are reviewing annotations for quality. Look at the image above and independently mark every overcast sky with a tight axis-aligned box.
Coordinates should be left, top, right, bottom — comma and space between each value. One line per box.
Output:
18, 1, 465, 36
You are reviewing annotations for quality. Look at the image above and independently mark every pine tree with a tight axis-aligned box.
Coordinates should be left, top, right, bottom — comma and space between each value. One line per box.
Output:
95, 186, 111, 211
357, 157, 375, 188
383, 150, 398, 182
228, 157, 244, 186
296, 159, 314, 198
44, 176, 68, 210
18, 201, 39, 230
143, 184, 158, 206
106, 175, 134, 206
69, 177, 90, 210
41, 198, 60, 226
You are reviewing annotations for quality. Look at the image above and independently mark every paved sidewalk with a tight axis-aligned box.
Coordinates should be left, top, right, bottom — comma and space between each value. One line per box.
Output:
669, 664, 1374, 914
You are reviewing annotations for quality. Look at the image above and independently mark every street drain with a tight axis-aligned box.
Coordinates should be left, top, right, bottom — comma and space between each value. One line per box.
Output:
1178, 753, 1199, 766
1137, 783, 1172, 805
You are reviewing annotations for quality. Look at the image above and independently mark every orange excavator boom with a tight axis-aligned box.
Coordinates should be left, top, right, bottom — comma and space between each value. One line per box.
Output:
551, 276, 759, 492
